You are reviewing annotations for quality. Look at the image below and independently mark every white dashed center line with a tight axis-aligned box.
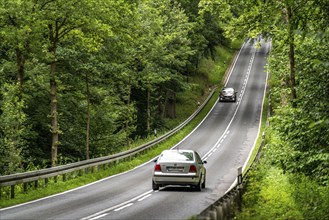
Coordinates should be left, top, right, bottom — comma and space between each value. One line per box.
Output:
114, 203, 134, 212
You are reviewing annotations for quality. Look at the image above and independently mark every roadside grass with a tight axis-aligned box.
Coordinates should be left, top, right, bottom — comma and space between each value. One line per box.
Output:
236, 155, 329, 219
0, 41, 242, 208
237, 165, 304, 220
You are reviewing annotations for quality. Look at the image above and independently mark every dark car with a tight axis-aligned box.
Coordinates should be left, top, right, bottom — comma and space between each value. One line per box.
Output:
219, 87, 237, 102
152, 149, 207, 191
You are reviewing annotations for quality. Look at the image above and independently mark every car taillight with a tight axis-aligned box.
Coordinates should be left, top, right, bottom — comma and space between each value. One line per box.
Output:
189, 165, 197, 173
154, 164, 162, 172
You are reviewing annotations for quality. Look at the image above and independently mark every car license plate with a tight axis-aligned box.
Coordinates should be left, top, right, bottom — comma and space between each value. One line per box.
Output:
167, 167, 184, 172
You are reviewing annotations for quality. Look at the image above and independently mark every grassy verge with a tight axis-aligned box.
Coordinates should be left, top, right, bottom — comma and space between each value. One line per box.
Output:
0, 41, 242, 208
237, 165, 304, 220
236, 154, 329, 219
235, 78, 329, 219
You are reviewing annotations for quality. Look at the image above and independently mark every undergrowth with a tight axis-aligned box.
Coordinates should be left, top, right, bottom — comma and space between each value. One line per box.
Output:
236, 138, 329, 220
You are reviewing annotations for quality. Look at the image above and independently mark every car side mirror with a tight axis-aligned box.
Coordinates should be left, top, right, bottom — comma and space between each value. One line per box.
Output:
203, 161, 207, 164
153, 159, 158, 163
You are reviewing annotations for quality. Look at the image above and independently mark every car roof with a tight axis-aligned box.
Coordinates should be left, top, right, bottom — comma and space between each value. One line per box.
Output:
159, 149, 196, 161
222, 87, 234, 91
161, 149, 195, 154
162, 149, 194, 153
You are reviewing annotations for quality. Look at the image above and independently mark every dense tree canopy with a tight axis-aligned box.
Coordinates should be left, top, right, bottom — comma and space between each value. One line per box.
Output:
0, 0, 232, 173
226, 0, 329, 185
1, 0, 327, 191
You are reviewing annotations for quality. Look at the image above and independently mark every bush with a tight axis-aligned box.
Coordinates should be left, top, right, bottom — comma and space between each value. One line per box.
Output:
237, 163, 303, 220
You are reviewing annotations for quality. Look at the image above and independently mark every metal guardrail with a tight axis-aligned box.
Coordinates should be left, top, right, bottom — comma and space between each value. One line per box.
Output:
0, 88, 217, 199
196, 134, 266, 220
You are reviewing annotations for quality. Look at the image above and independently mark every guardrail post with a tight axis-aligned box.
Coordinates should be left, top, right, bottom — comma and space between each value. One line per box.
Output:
63, 174, 67, 182
228, 197, 232, 219
11, 185, 15, 199
216, 205, 224, 220
237, 166, 243, 212
222, 200, 227, 219
23, 182, 28, 192
237, 187, 242, 212
237, 167, 243, 185
209, 209, 217, 220
34, 180, 38, 189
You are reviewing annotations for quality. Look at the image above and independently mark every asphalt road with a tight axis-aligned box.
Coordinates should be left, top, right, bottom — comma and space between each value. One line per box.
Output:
0, 38, 271, 220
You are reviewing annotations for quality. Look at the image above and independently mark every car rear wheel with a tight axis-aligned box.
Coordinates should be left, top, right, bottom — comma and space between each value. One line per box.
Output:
202, 175, 206, 189
194, 178, 202, 191
152, 180, 159, 190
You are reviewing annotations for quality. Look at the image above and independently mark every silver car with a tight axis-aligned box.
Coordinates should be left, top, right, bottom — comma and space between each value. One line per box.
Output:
152, 149, 207, 191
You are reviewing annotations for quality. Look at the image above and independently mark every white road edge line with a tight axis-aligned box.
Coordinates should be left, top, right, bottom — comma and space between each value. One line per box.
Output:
225, 38, 270, 194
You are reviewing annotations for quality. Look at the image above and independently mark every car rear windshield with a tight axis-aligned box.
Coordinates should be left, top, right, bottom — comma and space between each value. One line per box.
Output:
223, 88, 234, 94
160, 151, 194, 162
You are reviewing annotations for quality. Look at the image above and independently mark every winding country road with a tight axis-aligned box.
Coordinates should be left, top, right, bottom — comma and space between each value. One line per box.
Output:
1, 38, 271, 220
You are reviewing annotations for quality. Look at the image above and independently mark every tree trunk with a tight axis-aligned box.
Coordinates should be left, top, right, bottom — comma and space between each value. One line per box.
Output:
286, 6, 297, 100
50, 60, 58, 167
146, 89, 151, 133
165, 90, 176, 119
16, 48, 25, 90
49, 24, 59, 167
126, 81, 131, 147
85, 72, 90, 160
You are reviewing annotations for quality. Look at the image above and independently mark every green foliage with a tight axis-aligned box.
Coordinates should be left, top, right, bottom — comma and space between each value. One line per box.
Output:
226, 1, 328, 219
254, 168, 303, 220
0, 83, 27, 174
290, 174, 329, 219
239, 123, 329, 220
0, 55, 227, 207
267, 33, 329, 185
0, 0, 231, 171
238, 148, 329, 220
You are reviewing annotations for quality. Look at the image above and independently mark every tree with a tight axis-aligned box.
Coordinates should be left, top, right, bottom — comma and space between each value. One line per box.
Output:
33, 0, 123, 166
226, 0, 327, 101
227, 0, 329, 184
0, 0, 40, 173
133, 0, 195, 135
0, 83, 27, 174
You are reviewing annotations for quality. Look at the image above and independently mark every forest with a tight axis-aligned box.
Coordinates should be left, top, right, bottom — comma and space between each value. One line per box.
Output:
0, 0, 233, 172
227, 0, 328, 184
1, 0, 328, 218
1, 0, 328, 206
